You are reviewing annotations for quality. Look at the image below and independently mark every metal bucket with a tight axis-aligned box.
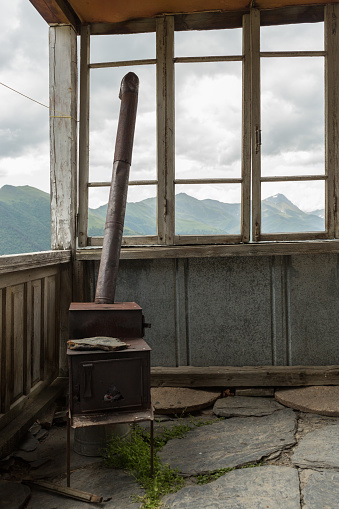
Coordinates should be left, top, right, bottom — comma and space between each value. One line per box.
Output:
74, 423, 130, 457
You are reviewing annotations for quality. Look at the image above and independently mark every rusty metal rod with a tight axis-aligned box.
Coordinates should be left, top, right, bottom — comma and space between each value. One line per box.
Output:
95, 72, 139, 304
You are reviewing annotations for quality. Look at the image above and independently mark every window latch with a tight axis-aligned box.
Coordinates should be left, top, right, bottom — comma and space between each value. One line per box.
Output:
255, 126, 262, 154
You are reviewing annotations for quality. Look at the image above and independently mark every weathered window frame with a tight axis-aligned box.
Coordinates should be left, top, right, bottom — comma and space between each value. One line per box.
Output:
77, 4, 339, 250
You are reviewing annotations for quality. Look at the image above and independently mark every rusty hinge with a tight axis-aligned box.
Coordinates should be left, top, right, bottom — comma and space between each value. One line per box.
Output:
255, 126, 261, 154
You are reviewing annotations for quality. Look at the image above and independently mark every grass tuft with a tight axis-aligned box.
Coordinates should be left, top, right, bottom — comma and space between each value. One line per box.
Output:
196, 461, 264, 485
104, 416, 227, 508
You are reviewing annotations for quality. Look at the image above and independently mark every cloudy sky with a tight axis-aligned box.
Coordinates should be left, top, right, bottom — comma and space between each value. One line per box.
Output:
0, 0, 325, 217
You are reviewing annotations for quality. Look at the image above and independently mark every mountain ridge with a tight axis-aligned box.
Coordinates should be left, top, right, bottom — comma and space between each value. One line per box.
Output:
0, 185, 325, 255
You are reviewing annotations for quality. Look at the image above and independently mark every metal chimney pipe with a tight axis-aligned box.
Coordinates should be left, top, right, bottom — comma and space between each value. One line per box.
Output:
94, 72, 139, 304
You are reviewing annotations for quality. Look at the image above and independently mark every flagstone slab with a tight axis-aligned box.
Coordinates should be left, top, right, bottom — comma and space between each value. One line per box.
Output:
292, 423, 339, 469
275, 386, 339, 416
151, 388, 220, 415
213, 396, 284, 417
302, 470, 339, 509
0, 480, 31, 509
163, 466, 300, 509
159, 408, 297, 475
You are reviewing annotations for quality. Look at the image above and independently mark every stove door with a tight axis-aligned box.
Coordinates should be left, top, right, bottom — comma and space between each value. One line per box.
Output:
79, 357, 145, 413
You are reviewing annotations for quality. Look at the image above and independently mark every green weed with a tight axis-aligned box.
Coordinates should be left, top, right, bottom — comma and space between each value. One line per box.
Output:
196, 461, 264, 485
104, 416, 226, 508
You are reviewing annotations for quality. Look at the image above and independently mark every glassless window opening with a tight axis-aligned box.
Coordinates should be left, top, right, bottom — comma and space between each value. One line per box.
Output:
78, 6, 338, 249
256, 20, 326, 240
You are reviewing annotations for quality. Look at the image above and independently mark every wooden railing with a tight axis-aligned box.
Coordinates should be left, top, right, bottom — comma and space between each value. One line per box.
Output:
0, 250, 71, 431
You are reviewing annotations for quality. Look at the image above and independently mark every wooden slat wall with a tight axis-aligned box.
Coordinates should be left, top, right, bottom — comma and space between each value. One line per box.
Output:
0, 257, 68, 430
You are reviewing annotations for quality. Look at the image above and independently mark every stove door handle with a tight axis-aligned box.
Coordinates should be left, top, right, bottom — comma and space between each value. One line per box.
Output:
83, 363, 93, 398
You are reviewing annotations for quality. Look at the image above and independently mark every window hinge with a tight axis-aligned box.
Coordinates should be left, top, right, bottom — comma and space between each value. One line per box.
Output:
255, 126, 262, 154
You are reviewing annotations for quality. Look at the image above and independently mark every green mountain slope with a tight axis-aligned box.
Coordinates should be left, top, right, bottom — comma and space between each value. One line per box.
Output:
0, 185, 51, 255
0, 185, 326, 255
261, 194, 324, 233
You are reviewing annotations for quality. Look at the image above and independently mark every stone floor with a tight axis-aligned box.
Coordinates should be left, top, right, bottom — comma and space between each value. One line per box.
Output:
1, 395, 339, 508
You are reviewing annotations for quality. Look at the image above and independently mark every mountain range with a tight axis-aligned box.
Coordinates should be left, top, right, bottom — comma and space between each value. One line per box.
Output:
0, 185, 325, 256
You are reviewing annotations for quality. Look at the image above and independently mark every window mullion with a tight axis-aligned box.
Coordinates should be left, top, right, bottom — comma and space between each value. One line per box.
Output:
242, 13, 251, 243
156, 16, 175, 245
250, 8, 261, 243
78, 25, 90, 247
325, 4, 339, 238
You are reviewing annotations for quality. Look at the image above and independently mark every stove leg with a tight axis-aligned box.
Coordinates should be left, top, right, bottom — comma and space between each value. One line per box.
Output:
150, 419, 154, 477
67, 415, 71, 487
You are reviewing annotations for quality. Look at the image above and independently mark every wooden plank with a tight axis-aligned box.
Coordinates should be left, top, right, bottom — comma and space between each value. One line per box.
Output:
44, 276, 57, 379
24, 481, 103, 504
174, 178, 243, 184
88, 235, 159, 247
0, 250, 71, 275
5, 287, 13, 413
26, 282, 32, 395
90, 11, 244, 36
0, 265, 59, 291
0, 377, 67, 458
90, 58, 156, 69
32, 280, 43, 386
59, 263, 72, 376
261, 175, 326, 182
259, 232, 328, 241
87, 6, 324, 36
174, 56, 243, 63
174, 10, 245, 31
29, 0, 78, 26
78, 25, 90, 248
261, 50, 325, 57
260, 4, 324, 26
175, 235, 242, 245
76, 238, 339, 261
88, 179, 158, 186
242, 13, 251, 243
49, 25, 78, 251
151, 365, 339, 387
157, 16, 175, 246
91, 18, 156, 36
325, 4, 339, 238
12, 285, 25, 403
0, 289, 5, 413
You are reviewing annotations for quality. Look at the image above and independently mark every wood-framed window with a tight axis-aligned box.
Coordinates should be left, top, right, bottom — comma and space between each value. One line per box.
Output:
77, 4, 339, 249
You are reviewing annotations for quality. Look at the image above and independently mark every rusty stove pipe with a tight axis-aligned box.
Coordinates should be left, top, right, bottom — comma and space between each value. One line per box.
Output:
94, 72, 139, 304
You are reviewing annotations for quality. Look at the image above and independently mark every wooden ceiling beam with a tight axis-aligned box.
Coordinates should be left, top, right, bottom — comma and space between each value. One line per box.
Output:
29, 0, 81, 30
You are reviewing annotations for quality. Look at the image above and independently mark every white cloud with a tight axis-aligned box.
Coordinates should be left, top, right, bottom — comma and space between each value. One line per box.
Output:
0, 0, 49, 191
0, 3, 326, 217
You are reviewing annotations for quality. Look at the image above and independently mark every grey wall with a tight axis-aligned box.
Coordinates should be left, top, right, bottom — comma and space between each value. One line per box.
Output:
86, 254, 339, 367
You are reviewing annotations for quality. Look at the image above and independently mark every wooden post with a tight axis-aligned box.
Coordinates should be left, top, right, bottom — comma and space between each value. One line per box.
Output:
49, 25, 77, 374
325, 4, 339, 238
242, 13, 251, 243
156, 16, 175, 245
78, 25, 90, 248
49, 25, 78, 252
250, 9, 261, 243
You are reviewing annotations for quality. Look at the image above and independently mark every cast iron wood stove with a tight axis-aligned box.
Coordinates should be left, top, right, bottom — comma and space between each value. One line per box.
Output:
68, 303, 151, 415
66, 72, 153, 487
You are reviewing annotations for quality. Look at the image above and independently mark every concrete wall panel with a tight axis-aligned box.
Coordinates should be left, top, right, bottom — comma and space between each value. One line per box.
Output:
186, 257, 273, 366
288, 254, 339, 365
87, 253, 339, 367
